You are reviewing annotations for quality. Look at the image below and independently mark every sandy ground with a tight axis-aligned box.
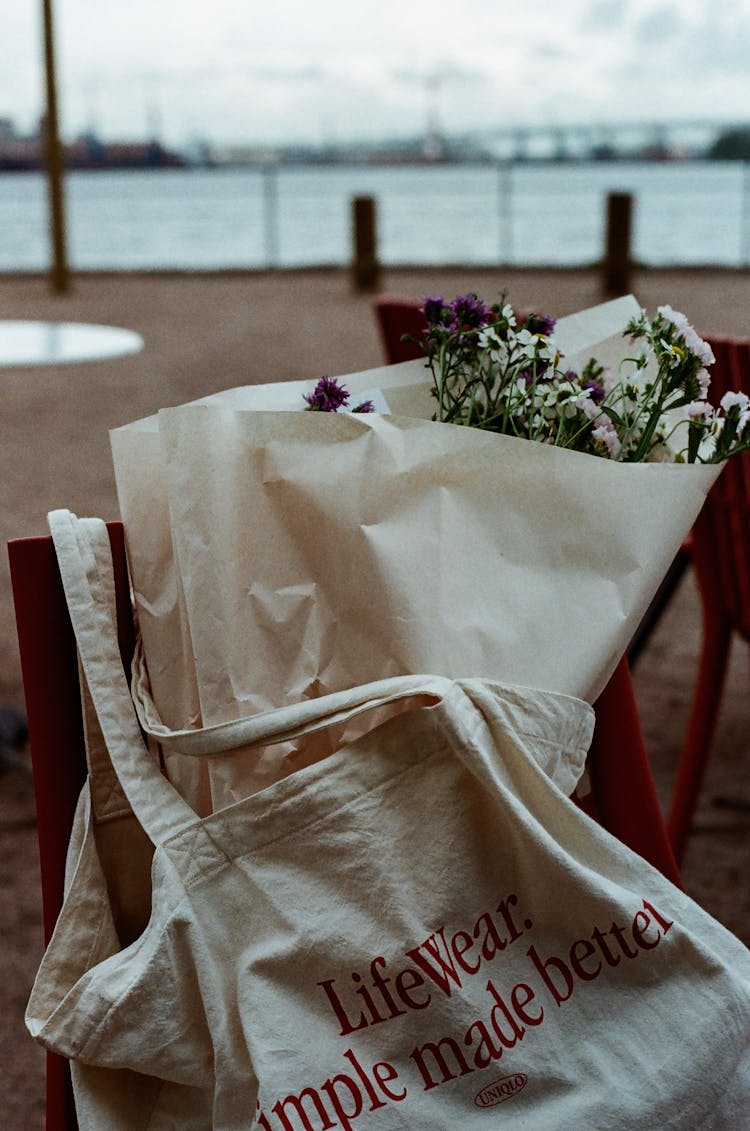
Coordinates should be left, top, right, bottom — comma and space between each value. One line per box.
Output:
0, 266, 749, 1128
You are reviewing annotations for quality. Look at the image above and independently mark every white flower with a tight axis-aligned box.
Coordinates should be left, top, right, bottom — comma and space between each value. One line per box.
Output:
478, 329, 510, 370
513, 328, 537, 356
634, 339, 653, 367
696, 413, 726, 461
478, 326, 503, 351
513, 328, 557, 363
659, 337, 685, 367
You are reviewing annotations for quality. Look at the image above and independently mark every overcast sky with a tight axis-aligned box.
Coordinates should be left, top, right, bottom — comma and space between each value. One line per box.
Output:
3, 0, 749, 149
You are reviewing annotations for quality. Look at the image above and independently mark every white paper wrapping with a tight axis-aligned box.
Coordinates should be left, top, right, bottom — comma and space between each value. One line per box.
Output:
110, 297, 721, 810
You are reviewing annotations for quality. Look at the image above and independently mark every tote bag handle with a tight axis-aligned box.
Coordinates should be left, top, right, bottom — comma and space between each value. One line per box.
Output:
130, 635, 451, 757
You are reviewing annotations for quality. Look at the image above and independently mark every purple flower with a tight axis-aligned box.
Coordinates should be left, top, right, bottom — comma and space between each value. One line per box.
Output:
582, 377, 605, 404
352, 399, 375, 413
524, 311, 556, 337
449, 293, 492, 331
304, 375, 351, 412
421, 295, 447, 325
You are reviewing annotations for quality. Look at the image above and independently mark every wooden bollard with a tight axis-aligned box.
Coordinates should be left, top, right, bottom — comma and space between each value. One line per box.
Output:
603, 191, 633, 296
351, 195, 380, 292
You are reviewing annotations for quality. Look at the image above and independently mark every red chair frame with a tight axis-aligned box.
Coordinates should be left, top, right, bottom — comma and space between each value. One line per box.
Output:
9, 526, 134, 1131
667, 335, 750, 863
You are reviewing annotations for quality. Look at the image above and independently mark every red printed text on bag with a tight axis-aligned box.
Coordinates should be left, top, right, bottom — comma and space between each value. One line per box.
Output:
255, 894, 674, 1130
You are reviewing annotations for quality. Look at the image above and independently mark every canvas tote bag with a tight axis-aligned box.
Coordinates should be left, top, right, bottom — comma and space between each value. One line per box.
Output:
27, 511, 750, 1129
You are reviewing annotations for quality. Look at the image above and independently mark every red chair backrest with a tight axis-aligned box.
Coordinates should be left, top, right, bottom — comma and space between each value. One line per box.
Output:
373, 295, 426, 363
8, 525, 133, 1131
695, 336, 750, 640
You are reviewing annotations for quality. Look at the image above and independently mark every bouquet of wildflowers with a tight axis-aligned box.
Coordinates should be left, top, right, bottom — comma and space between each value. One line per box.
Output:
416, 293, 750, 464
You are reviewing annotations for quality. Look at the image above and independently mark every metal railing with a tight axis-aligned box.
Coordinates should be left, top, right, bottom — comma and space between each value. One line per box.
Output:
1, 159, 749, 281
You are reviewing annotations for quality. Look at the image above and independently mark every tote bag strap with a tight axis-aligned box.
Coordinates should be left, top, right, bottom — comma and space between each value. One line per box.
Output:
49, 510, 466, 842
50, 509, 199, 845
75, 518, 134, 822
131, 636, 454, 758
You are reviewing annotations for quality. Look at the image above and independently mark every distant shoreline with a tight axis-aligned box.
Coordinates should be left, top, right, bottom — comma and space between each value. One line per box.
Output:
0, 154, 745, 176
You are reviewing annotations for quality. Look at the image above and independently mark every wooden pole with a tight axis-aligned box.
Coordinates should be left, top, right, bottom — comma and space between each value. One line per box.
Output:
351, 195, 380, 292
41, 0, 69, 293
603, 191, 632, 296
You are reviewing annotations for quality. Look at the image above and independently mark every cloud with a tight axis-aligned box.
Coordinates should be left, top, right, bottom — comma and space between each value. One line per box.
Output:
5, 0, 747, 146
633, 4, 683, 42
583, 0, 628, 29
593, 0, 750, 119
677, 6, 750, 76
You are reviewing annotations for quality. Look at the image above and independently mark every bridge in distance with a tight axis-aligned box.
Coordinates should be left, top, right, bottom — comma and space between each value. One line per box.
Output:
445, 118, 750, 160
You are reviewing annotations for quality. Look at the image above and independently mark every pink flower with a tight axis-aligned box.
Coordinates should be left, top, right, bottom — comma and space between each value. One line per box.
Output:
657, 305, 715, 366
720, 390, 750, 413
687, 401, 713, 421
579, 394, 602, 422
592, 420, 621, 459
720, 390, 750, 433
601, 367, 619, 395
697, 367, 711, 396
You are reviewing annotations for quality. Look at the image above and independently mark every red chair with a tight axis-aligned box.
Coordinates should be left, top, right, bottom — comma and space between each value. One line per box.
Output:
8, 526, 134, 1131
668, 335, 750, 864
